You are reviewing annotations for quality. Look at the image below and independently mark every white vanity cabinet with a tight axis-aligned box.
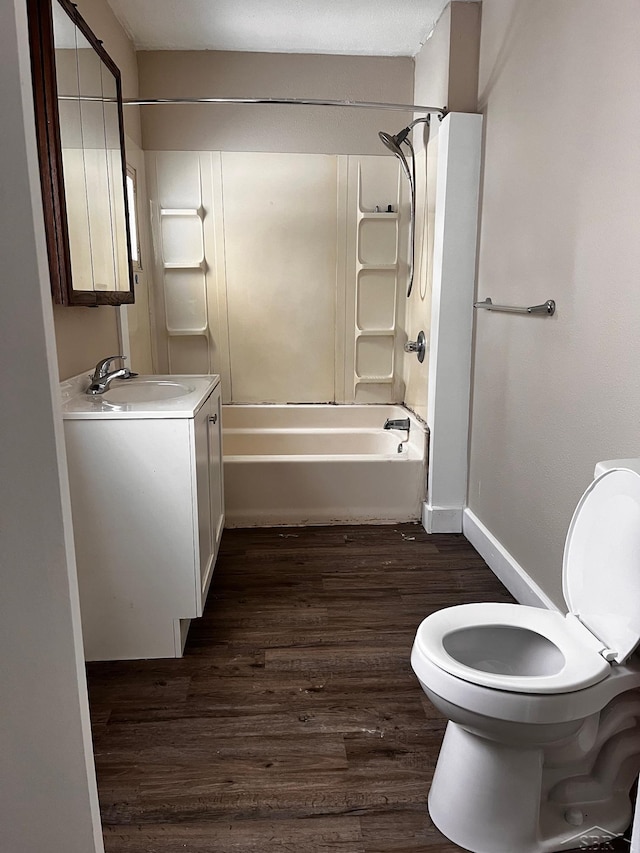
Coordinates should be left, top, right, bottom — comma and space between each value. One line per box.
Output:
62, 375, 224, 660
194, 385, 224, 604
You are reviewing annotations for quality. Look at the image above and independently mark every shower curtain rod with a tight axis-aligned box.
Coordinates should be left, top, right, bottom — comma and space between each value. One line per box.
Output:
121, 95, 447, 115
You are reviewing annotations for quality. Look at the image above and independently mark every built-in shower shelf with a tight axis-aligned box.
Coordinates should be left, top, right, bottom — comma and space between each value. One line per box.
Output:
359, 211, 399, 220
167, 328, 208, 337
354, 376, 393, 384
355, 329, 394, 337
162, 260, 207, 270
357, 263, 398, 272
160, 208, 204, 218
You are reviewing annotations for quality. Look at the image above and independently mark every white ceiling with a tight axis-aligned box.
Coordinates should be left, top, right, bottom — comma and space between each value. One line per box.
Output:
106, 0, 457, 57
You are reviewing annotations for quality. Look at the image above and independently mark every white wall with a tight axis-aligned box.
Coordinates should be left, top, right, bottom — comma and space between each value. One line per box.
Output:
468, 0, 640, 606
147, 151, 407, 403
139, 49, 415, 401
221, 153, 338, 402
425, 113, 483, 533
413, 1, 481, 114
0, 1, 102, 849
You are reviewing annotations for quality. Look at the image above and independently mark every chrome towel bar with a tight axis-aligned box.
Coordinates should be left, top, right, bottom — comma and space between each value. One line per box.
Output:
474, 297, 556, 316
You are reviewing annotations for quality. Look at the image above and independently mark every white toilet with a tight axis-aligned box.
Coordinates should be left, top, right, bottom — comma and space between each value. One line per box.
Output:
412, 460, 640, 853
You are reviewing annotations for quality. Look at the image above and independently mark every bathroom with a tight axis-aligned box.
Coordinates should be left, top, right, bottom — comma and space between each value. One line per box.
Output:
2, 0, 640, 851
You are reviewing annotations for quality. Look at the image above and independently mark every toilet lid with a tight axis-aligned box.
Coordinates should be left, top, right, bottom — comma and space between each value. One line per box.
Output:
563, 468, 640, 664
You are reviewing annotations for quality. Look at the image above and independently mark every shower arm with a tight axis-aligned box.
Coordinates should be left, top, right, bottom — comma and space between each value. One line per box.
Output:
401, 117, 433, 150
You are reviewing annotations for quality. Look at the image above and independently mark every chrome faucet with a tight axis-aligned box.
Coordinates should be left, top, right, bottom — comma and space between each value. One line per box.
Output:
384, 417, 410, 453
384, 417, 410, 433
87, 355, 137, 395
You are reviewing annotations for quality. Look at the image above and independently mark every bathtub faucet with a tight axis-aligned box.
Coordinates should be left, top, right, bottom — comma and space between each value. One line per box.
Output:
384, 417, 410, 433
384, 417, 410, 453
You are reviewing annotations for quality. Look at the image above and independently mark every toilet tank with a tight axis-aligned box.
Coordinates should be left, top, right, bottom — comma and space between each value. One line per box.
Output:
594, 458, 640, 478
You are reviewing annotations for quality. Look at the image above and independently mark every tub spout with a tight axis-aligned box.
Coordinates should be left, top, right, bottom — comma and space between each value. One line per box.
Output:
384, 418, 410, 433
384, 417, 410, 453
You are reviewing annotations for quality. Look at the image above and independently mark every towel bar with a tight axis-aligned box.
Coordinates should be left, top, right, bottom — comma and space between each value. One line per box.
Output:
474, 297, 556, 316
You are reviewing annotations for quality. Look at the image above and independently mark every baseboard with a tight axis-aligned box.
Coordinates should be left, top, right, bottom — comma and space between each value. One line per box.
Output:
462, 508, 559, 610
422, 502, 463, 534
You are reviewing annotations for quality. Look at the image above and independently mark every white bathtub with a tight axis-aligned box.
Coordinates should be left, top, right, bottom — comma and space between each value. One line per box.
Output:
222, 404, 427, 527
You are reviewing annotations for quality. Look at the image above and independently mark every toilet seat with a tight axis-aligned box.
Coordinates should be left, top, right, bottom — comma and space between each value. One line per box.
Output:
412, 639, 640, 725
415, 468, 640, 696
416, 602, 610, 694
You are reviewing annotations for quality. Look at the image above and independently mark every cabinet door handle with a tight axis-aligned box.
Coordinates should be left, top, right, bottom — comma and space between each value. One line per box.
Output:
209, 413, 218, 424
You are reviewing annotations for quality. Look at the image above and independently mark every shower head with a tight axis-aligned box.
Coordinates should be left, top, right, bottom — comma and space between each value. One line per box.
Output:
378, 117, 430, 163
378, 130, 412, 182
377, 117, 433, 299
378, 130, 401, 155
378, 120, 428, 299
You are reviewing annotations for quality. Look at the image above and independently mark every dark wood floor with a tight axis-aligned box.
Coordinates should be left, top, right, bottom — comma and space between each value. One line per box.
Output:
86, 524, 514, 852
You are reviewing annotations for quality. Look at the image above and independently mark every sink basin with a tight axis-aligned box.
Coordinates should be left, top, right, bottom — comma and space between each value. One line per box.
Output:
61, 374, 219, 420
102, 380, 195, 405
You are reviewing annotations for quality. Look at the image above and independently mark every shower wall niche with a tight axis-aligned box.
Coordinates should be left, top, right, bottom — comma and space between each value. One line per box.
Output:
147, 151, 410, 403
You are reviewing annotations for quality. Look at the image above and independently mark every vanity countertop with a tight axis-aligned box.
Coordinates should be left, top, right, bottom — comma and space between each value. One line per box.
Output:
61, 374, 220, 420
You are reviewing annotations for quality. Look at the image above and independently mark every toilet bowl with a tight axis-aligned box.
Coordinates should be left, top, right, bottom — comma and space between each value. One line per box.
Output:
412, 461, 640, 853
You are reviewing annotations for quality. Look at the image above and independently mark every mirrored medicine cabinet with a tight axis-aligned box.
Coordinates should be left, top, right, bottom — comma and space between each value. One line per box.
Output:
27, 0, 134, 306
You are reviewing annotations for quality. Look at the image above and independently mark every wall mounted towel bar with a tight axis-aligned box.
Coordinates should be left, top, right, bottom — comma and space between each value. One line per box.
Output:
474, 297, 556, 316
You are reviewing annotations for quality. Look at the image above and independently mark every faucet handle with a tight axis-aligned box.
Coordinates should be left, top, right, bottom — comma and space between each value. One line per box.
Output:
403, 331, 426, 364
93, 354, 126, 379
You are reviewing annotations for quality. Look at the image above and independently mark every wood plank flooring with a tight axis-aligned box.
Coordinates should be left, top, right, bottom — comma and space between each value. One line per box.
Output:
86, 524, 523, 851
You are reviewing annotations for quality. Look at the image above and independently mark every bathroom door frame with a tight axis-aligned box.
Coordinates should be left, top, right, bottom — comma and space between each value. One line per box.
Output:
1, 2, 103, 849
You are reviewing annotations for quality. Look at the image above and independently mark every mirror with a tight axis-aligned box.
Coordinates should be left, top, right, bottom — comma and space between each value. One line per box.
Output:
27, 0, 134, 306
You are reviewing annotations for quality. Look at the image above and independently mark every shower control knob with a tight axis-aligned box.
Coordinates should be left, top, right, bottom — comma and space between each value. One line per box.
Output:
404, 330, 427, 363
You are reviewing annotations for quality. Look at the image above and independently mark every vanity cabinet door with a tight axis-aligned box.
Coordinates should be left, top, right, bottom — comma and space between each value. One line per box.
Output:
194, 385, 225, 611
194, 402, 213, 609
208, 386, 224, 559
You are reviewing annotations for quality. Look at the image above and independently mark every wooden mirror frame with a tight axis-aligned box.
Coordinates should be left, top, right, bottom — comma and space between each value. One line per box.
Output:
27, 0, 134, 306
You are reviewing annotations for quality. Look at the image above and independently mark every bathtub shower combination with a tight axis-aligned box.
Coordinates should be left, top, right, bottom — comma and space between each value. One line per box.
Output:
223, 404, 427, 527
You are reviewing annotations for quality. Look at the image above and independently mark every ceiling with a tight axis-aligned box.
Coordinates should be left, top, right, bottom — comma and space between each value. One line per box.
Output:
106, 0, 458, 57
